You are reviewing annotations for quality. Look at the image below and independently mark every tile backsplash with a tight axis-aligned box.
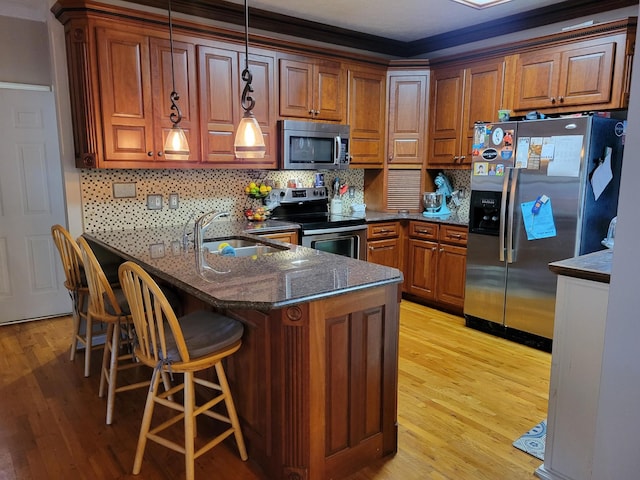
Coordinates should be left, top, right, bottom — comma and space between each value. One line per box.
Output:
81, 168, 365, 232
80, 168, 471, 233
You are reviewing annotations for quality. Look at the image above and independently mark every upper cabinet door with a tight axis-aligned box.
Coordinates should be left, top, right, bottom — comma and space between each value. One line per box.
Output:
279, 59, 314, 119
150, 37, 200, 162
513, 49, 561, 111
558, 41, 615, 107
198, 45, 240, 165
279, 57, 345, 121
387, 71, 428, 167
314, 60, 345, 121
347, 66, 386, 168
427, 67, 464, 166
96, 28, 154, 163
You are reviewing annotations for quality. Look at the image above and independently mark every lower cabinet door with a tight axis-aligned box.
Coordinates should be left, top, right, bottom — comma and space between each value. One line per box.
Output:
406, 239, 437, 300
436, 243, 467, 308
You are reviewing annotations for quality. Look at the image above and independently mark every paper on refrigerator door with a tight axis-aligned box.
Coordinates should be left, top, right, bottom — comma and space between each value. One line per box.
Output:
591, 147, 613, 201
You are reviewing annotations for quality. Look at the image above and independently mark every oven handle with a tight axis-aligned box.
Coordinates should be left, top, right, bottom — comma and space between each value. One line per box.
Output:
303, 224, 366, 235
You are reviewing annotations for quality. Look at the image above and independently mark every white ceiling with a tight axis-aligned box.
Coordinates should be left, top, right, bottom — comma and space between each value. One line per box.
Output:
225, 0, 570, 42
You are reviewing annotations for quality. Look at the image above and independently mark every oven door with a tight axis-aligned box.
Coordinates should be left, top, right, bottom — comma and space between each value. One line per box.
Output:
301, 225, 366, 260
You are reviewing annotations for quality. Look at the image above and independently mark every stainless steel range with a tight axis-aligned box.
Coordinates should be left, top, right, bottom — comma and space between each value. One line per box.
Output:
265, 187, 367, 260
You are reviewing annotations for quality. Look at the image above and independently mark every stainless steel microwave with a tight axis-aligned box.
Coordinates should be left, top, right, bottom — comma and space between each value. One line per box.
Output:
280, 120, 350, 170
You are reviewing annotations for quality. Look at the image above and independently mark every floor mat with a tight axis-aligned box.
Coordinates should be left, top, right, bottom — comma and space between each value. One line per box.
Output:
513, 419, 547, 460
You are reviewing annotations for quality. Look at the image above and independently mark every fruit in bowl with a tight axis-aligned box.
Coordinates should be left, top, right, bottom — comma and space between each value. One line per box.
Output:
244, 206, 270, 221
245, 182, 272, 198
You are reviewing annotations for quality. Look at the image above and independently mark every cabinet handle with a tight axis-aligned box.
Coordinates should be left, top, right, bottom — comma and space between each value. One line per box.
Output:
459, 156, 465, 162
439, 248, 444, 253
147, 151, 153, 156
449, 233, 462, 239
453, 156, 459, 161
432, 247, 437, 252
417, 229, 432, 234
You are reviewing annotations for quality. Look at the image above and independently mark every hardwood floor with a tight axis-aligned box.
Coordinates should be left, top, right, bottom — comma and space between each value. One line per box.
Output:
0, 300, 550, 479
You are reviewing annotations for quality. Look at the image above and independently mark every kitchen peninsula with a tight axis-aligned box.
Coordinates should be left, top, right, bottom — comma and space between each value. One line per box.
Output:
84, 222, 403, 480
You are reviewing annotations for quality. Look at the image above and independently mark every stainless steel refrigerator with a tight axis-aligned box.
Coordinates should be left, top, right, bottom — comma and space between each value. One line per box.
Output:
464, 116, 625, 348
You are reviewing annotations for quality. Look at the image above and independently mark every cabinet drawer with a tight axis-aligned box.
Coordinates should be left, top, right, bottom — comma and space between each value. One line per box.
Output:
439, 225, 468, 246
409, 221, 438, 240
367, 222, 400, 239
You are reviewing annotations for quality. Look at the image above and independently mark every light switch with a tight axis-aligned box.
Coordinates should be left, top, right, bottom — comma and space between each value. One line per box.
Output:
169, 193, 179, 209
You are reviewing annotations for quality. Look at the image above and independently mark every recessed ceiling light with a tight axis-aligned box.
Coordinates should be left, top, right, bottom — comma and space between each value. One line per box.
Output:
452, 0, 513, 9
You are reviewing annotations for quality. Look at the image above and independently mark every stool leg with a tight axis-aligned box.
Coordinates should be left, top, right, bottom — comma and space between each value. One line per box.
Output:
84, 313, 94, 377
133, 367, 161, 475
184, 372, 195, 480
105, 321, 121, 425
215, 362, 248, 460
99, 323, 114, 398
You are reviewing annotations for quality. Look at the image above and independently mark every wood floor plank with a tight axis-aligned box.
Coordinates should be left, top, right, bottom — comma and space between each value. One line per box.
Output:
0, 300, 550, 479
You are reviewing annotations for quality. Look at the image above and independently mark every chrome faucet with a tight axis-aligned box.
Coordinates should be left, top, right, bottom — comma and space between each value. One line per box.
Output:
193, 211, 230, 249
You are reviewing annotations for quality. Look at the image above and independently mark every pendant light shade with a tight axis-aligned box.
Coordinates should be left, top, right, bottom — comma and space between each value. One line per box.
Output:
164, 123, 190, 160
164, 0, 190, 160
235, 111, 266, 158
234, 0, 266, 159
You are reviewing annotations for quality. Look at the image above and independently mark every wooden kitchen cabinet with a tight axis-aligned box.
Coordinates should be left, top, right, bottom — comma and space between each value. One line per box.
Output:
507, 25, 635, 114
95, 28, 200, 167
199, 44, 277, 168
436, 225, 468, 309
405, 221, 467, 310
256, 229, 299, 245
386, 69, 429, 168
279, 56, 345, 121
347, 65, 387, 168
366, 222, 403, 270
512, 39, 616, 111
427, 59, 504, 169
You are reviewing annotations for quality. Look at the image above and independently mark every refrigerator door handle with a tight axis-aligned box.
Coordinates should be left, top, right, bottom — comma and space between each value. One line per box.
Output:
499, 170, 510, 262
507, 169, 519, 263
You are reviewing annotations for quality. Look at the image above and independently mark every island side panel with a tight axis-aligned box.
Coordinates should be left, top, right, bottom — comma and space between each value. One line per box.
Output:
226, 283, 400, 480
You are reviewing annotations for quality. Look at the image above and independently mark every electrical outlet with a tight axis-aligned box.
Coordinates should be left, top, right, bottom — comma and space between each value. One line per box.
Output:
168, 193, 179, 209
113, 182, 136, 198
147, 194, 163, 210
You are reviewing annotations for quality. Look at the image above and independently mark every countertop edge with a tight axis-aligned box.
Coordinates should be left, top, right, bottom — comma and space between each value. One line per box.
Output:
548, 249, 612, 284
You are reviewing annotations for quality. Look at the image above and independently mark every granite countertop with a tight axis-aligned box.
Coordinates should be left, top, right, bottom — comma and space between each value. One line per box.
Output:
364, 210, 469, 227
84, 221, 402, 310
548, 249, 613, 284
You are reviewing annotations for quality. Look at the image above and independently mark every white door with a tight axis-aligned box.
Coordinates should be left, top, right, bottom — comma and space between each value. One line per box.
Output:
0, 87, 69, 324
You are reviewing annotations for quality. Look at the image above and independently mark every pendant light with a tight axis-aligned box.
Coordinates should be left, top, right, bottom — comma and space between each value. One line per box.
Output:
234, 0, 266, 159
163, 0, 190, 160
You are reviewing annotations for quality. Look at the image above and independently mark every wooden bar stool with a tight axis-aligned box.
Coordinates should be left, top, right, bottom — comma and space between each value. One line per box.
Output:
51, 224, 104, 377
78, 237, 157, 425
118, 260, 248, 480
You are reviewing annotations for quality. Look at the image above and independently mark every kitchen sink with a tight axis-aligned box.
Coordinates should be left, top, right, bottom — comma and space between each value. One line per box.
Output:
202, 237, 288, 257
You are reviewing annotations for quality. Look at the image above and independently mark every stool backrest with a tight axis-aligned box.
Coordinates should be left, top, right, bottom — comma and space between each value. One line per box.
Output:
77, 236, 123, 322
118, 261, 191, 366
51, 224, 84, 293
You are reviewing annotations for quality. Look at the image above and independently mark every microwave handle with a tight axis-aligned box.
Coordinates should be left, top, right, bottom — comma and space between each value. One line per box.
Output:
334, 135, 341, 165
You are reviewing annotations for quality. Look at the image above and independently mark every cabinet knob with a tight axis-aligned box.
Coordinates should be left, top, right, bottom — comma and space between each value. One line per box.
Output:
157, 151, 163, 157
308, 109, 314, 115
453, 156, 459, 161
550, 97, 556, 104
559, 96, 564, 103
432, 247, 437, 252
147, 151, 153, 157
315, 110, 320, 115
459, 156, 465, 162
439, 248, 444, 253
